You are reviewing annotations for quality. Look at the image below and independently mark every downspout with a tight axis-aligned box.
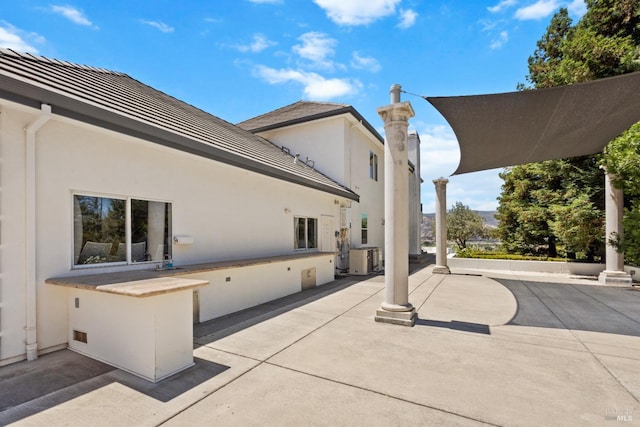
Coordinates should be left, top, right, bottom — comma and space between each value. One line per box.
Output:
25, 104, 51, 361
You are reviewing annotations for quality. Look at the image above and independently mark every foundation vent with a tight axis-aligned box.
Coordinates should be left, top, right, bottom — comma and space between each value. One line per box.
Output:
73, 330, 88, 343
301, 268, 316, 290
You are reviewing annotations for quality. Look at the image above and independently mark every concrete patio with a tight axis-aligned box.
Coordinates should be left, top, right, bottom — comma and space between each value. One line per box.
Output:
1, 264, 639, 426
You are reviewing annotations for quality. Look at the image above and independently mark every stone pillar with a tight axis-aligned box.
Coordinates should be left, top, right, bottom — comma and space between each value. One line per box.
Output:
433, 178, 450, 274
408, 131, 424, 262
599, 169, 632, 285
375, 84, 417, 327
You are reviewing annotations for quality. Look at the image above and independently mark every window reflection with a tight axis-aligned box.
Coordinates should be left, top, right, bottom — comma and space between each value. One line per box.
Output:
73, 195, 172, 266
74, 195, 125, 264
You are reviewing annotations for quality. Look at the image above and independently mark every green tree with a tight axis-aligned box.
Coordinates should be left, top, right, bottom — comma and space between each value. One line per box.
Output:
447, 202, 487, 250
498, 156, 605, 259
602, 122, 640, 264
499, 0, 640, 261
525, 8, 573, 89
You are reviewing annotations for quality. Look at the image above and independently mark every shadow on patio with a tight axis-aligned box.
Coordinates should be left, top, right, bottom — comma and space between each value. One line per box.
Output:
495, 278, 640, 337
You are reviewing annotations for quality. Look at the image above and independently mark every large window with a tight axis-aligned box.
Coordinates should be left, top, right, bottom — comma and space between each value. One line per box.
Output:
294, 216, 317, 250
361, 213, 368, 245
369, 151, 378, 181
73, 194, 172, 266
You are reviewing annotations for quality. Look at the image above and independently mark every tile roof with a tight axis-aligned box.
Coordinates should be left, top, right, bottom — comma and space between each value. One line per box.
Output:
237, 100, 384, 144
0, 48, 358, 201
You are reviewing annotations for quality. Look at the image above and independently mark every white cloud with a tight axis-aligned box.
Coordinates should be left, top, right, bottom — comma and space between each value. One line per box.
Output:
0, 23, 41, 53
414, 122, 503, 212
397, 9, 417, 29
313, 0, 401, 25
293, 32, 336, 62
304, 77, 361, 99
140, 20, 174, 33
478, 19, 499, 32
567, 0, 586, 17
515, 0, 561, 20
442, 171, 504, 211
487, 0, 518, 13
351, 52, 381, 72
235, 33, 277, 53
292, 32, 338, 69
490, 31, 509, 49
416, 124, 460, 179
50, 5, 94, 27
253, 65, 361, 100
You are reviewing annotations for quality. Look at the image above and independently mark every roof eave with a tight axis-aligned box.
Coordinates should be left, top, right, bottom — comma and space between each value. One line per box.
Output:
247, 105, 385, 144
0, 75, 360, 202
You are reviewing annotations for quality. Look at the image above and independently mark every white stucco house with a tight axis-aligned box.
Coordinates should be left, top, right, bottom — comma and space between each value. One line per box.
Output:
238, 102, 424, 271
0, 49, 422, 379
238, 101, 386, 273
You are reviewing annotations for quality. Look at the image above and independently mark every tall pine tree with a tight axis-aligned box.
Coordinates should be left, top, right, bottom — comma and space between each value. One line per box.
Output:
497, 1, 640, 261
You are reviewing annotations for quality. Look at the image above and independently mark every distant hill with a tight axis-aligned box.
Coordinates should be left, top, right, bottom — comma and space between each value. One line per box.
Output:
421, 211, 497, 243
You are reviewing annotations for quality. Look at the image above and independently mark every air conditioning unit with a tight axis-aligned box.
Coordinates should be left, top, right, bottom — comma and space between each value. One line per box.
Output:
349, 248, 379, 275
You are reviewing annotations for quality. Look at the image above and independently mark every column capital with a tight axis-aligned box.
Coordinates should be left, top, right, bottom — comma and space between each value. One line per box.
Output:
377, 102, 415, 123
433, 177, 449, 185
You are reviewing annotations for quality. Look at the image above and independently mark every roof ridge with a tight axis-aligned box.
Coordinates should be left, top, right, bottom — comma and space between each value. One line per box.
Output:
299, 100, 349, 107
0, 48, 127, 76
236, 99, 351, 127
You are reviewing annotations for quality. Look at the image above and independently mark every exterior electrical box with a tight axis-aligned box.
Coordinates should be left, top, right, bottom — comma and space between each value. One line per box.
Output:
340, 207, 351, 229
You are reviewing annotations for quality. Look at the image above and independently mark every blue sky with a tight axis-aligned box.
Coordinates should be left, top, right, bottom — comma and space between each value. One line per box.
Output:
1, 0, 587, 212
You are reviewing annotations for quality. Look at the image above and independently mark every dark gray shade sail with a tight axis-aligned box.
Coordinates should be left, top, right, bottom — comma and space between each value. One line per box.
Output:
427, 72, 640, 175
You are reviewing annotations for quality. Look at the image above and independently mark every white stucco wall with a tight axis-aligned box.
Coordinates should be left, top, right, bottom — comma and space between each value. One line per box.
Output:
0, 101, 347, 364
0, 104, 32, 364
255, 115, 385, 254
259, 118, 347, 184
187, 253, 335, 321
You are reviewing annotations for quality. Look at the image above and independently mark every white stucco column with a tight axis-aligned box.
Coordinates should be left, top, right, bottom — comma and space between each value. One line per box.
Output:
433, 177, 450, 274
408, 131, 424, 260
599, 169, 632, 285
375, 84, 417, 327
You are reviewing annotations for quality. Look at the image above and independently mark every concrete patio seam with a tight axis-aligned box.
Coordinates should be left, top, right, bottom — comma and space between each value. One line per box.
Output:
569, 283, 640, 326
160, 283, 397, 425
155, 359, 265, 426
586, 351, 640, 362
413, 273, 447, 312
519, 280, 640, 404
263, 360, 502, 427
194, 280, 361, 343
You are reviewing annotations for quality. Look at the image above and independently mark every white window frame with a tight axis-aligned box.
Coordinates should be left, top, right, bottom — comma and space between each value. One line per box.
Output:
72, 192, 172, 269
361, 213, 368, 245
369, 151, 378, 181
294, 216, 318, 251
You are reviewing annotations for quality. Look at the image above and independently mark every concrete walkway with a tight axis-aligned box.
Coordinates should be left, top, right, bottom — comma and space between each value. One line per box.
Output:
1, 265, 639, 426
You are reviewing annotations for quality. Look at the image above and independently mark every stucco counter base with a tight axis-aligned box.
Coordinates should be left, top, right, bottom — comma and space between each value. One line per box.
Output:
46, 276, 209, 383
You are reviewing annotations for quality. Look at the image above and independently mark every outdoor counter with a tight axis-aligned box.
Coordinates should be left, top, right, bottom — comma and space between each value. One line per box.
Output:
46, 251, 335, 288
47, 273, 211, 383
45, 252, 334, 382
